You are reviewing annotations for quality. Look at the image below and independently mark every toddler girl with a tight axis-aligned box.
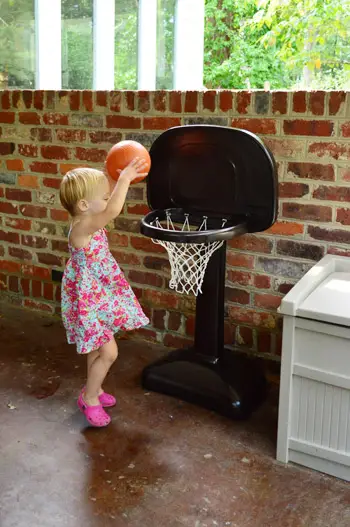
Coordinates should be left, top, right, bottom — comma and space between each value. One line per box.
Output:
59, 159, 149, 427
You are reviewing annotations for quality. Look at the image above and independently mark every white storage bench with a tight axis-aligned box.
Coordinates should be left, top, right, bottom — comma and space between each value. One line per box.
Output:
277, 255, 350, 481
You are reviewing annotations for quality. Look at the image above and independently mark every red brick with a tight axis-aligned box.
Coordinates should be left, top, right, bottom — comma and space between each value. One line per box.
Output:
8, 246, 32, 260
18, 144, 38, 157
46, 91, 55, 109
130, 236, 166, 254
31, 128, 52, 142
43, 177, 60, 189
329, 92, 346, 116
82, 90, 93, 112
287, 162, 334, 181
257, 331, 271, 354
237, 326, 253, 347
143, 289, 178, 309
338, 168, 350, 182
185, 315, 195, 336
0, 273, 7, 290
227, 252, 254, 269
6, 159, 24, 171
18, 175, 39, 188
163, 334, 192, 349
264, 138, 304, 157
293, 92, 307, 113
124, 91, 135, 111
228, 306, 278, 330
50, 209, 69, 221
169, 92, 182, 113
283, 119, 333, 136
308, 225, 350, 244
168, 312, 182, 332
60, 163, 86, 175
278, 282, 295, 295
144, 117, 181, 130
96, 91, 108, 107
75, 147, 107, 163
255, 293, 281, 310
254, 275, 271, 289
19, 112, 40, 125
266, 221, 303, 237
313, 185, 350, 202
219, 91, 233, 112
43, 113, 69, 125
8, 275, 19, 293
22, 264, 50, 280
229, 235, 272, 253
106, 115, 141, 129
236, 92, 251, 114
128, 270, 163, 288
43, 282, 54, 300
20, 205, 47, 218
0, 112, 15, 123
12, 90, 21, 108
37, 253, 63, 266
21, 278, 30, 296
272, 92, 288, 114
327, 246, 350, 258
34, 91, 44, 110
109, 232, 129, 247
5, 218, 31, 231
143, 255, 170, 271
51, 240, 69, 253
0, 230, 20, 243
1, 91, 11, 110
308, 142, 350, 160
110, 91, 121, 112
137, 91, 150, 113
0, 142, 16, 155
22, 235, 48, 249
68, 91, 79, 111
0, 260, 21, 273
41, 145, 70, 160
153, 309, 166, 330
341, 122, 350, 138
56, 129, 86, 143
89, 131, 122, 144
153, 91, 166, 112
279, 182, 309, 198
110, 250, 141, 266
203, 91, 216, 112
336, 208, 350, 226
127, 204, 150, 215
23, 299, 53, 313
232, 118, 276, 134
184, 92, 198, 113
227, 270, 252, 286
0, 202, 18, 214
30, 161, 58, 174
6, 188, 32, 202
22, 90, 33, 108
225, 287, 250, 305
309, 91, 325, 115
283, 203, 332, 222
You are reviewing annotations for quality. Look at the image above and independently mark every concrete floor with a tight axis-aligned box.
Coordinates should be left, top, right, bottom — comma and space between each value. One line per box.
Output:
0, 304, 349, 527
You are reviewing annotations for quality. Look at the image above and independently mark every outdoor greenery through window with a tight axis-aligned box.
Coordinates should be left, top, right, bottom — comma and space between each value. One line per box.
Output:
0, 0, 349, 90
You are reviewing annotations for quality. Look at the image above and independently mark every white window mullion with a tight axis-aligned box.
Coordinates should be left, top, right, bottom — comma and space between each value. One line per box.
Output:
35, 0, 62, 89
174, 0, 205, 90
93, 0, 115, 90
138, 0, 157, 90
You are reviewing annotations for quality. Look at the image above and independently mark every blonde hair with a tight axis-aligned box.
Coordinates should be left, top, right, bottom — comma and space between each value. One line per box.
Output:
60, 168, 107, 216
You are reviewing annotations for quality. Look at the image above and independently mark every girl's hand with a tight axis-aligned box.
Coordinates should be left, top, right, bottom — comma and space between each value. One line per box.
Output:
118, 157, 149, 183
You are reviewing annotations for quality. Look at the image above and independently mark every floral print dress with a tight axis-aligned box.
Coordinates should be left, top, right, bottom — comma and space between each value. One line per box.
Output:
61, 229, 149, 354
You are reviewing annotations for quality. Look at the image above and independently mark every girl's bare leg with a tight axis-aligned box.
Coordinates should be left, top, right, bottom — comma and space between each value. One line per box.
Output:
84, 338, 118, 406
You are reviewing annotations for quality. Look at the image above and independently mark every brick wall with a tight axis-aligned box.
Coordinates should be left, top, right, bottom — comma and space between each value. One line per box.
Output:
0, 89, 349, 361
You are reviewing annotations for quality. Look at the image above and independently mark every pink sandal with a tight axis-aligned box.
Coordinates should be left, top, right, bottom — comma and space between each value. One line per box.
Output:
77, 392, 111, 427
81, 387, 116, 408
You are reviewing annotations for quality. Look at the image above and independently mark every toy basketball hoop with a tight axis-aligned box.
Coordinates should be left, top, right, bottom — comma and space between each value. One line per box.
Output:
141, 208, 247, 296
140, 125, 278, 420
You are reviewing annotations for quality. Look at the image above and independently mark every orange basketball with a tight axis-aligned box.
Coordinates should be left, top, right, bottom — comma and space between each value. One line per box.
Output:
105, 140, 151, 184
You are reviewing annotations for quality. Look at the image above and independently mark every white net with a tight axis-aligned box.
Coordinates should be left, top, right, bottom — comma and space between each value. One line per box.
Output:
151, 212, 227, 296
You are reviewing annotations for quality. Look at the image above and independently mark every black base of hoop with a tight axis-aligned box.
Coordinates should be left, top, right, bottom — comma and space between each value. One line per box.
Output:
141, 243, 268, 420
142, 347, 268, 420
